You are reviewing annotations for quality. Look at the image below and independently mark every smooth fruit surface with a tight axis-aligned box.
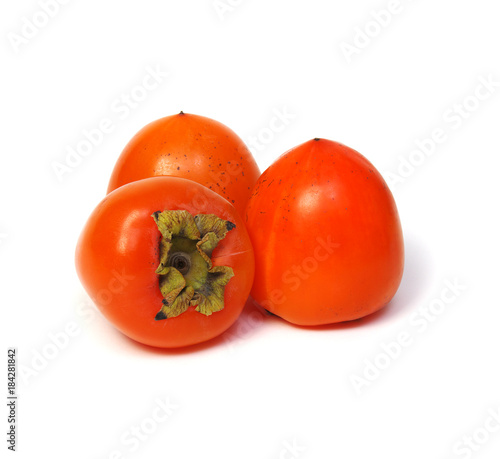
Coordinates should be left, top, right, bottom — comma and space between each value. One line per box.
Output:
245, 138, 404, 326
76, 176, 255, 348
107, 112, 260, 217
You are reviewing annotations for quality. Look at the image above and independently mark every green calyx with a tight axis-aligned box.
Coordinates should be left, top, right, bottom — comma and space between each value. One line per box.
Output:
152, 210, 235, 320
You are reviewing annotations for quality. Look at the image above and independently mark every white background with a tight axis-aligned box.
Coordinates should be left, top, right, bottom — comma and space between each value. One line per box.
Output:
2, 1, 500, 458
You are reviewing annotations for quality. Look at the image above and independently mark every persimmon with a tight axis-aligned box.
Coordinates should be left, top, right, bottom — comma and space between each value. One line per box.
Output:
245, 138, 404, 326
76, 176, 255, 348
107, 112, 260, 217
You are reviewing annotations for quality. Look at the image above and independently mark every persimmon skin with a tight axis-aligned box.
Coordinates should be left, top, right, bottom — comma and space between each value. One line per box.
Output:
107, 112, 260, 217
76, 176, 255, 348
245, 139, 404, 326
